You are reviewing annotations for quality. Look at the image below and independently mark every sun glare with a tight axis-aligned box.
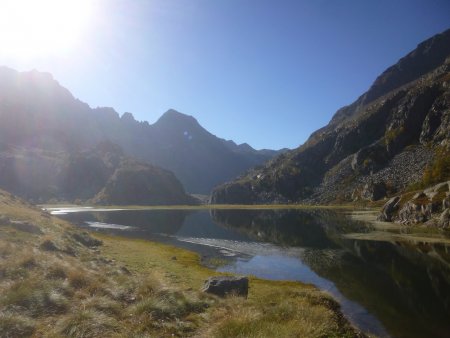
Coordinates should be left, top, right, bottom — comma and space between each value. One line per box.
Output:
0, 0, 94, 57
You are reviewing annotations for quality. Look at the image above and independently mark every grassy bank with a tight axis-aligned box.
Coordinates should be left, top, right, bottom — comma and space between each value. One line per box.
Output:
1, 190, 361, 337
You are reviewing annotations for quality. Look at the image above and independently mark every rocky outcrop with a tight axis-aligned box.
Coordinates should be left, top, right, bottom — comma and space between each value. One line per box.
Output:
355, 180, 387, 202
377, 196, 401, 222
377, 181, 450, 227
202, 276, 249, 298
212, 29, 450, 204
92, 159, 197, 206
397, 200, 432, 224
443, 193, 450, 209
438, 208, 450, 227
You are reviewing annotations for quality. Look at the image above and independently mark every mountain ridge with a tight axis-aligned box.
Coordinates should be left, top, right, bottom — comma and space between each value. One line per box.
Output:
211, 28, 450, 205
0, 68, 281, 195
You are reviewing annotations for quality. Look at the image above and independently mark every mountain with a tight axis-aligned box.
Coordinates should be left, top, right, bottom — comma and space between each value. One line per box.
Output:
0, 69, 280, 195
211, 28, 450, 204
139, 109, 284, 193
0, 140, 195, 205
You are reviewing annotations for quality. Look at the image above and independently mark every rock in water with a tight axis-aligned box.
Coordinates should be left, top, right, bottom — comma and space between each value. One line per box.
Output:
202, 276, 249, 298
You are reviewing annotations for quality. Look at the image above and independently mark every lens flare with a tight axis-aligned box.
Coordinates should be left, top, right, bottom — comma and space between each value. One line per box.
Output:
0, 0, 94, 57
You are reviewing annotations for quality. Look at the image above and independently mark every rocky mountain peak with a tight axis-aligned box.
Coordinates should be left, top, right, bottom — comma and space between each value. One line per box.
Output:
121, 112, 137, 123
155, 109, 200, 129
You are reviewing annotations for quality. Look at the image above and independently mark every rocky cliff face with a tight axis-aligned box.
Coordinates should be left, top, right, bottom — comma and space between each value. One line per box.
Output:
211, 29, 450, 204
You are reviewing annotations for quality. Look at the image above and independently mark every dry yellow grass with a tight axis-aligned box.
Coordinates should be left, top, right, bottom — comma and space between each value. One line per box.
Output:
97, 234, 360, 337
1, 189, 361, 337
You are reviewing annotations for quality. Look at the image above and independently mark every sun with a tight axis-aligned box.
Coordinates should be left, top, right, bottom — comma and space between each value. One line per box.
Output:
0, 0, 94, 57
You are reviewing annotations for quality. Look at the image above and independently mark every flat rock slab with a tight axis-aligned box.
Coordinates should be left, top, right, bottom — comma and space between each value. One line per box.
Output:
202, 276, 249, 298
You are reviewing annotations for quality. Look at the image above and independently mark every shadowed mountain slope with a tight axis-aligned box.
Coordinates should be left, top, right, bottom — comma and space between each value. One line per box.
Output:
212, 28, 450, 204
0, 69, 280, 195
0, 140, 195, 205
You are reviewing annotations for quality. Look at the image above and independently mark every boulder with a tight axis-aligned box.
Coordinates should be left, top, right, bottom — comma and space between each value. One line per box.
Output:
438, 209, 450, 228
377, 196, 400, 221
0, 215, 11, 225
202, 276, 249, 298
397, 201, 433, 224
72, 232, 102, 247
424, 181, 450, 194
413, 192, 426, 199
425, 191, 438, 200
361, 181, 387, 201
443, 193, 450, 210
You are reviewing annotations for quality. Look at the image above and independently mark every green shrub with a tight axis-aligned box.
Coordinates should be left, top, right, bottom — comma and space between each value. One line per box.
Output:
408, 148, 450, 190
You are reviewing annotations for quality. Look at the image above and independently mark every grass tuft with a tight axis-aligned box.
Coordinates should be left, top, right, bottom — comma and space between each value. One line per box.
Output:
131, 290, 209, 320
0, 312, 35, 338
1, 279, 69, 317
67, 269, 91, 289
46, 265, 67, 280
57, 309, 120, 338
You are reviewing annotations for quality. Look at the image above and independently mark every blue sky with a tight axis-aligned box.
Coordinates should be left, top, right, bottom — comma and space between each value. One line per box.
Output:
1, 0, 449, 149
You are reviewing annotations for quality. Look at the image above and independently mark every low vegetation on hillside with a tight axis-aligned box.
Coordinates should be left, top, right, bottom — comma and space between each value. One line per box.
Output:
409, 147, 450, 190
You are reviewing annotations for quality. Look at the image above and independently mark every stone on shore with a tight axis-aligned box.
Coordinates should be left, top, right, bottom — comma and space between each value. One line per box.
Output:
202, 276, 249, 298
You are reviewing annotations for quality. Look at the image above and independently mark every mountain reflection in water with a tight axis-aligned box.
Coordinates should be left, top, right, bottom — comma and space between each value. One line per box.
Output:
59, 208, 450, 338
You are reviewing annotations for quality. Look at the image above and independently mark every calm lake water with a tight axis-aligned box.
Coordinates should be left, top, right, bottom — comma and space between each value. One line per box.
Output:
51, 207, 450, 338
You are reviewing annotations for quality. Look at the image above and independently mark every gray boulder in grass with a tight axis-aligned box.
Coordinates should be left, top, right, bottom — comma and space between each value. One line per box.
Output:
202, 276, 249, 298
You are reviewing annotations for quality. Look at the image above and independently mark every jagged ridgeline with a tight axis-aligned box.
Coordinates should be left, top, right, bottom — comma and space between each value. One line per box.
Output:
0, 68, 282, 203
212, 28, 450, 204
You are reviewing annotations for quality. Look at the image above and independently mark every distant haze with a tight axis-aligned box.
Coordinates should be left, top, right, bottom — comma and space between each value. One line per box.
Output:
1, 0, 449, 149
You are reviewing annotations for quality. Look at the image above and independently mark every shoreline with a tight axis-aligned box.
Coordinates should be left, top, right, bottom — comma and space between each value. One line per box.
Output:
348, 209, 450, 244
41, 203, 359, 212
93, 232, 367, 337
0, 191, 361, 337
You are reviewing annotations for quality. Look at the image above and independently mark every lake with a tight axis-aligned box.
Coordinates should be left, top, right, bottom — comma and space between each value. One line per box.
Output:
49, 207, 450, 338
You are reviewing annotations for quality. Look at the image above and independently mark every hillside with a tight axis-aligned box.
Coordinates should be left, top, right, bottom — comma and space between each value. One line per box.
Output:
211, 28, 450, 205
0, 141, 195, 205
0, 69, 280, 194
